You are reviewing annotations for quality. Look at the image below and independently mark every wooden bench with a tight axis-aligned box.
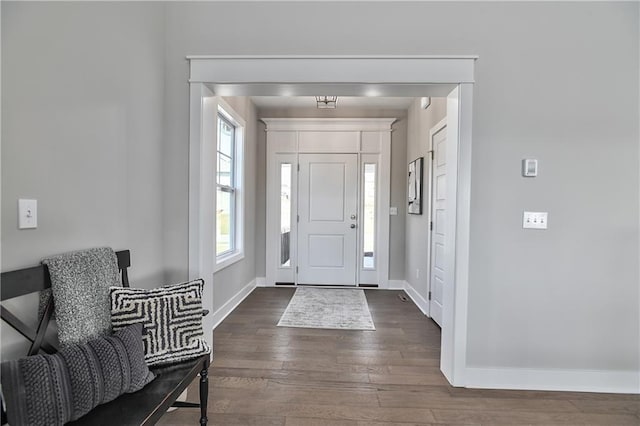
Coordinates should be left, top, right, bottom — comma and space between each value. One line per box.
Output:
0, 250, 210, 426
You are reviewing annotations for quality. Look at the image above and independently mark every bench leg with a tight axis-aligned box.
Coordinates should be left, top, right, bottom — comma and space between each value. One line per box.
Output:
199, 364, 209, 426
171, 401, 200, 408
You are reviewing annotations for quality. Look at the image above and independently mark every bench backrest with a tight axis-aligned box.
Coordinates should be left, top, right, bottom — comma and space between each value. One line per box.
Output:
1, 250, 132, 356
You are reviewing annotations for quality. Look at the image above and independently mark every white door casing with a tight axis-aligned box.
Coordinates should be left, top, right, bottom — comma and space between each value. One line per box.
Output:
297, 153, 359, 285
187, 84, 217, 357
263, 119, 394, 289
429, 119, 448, 326
188, 57, 475, 388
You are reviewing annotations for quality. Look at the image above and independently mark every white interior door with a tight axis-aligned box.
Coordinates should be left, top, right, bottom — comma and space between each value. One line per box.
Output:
298, 153, 358, 285
429, 123, 447, 326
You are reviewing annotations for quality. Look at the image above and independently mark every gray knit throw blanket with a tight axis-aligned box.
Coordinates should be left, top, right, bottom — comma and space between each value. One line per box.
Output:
39, 247, 121, 346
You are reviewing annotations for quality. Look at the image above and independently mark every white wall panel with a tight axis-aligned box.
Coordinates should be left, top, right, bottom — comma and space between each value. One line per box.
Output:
361, 131, 383, 153
298, 131, 359, 153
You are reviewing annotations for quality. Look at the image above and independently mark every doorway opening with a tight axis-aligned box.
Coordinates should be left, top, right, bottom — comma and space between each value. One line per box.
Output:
187, 56, 475, 387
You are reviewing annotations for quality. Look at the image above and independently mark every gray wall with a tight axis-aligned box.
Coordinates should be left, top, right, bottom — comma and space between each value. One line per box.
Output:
405, 98, 447, 301
1, 2, 166, 359
255, 107, 408, 280
2, 2, 165, 284
2, 1, 638, 375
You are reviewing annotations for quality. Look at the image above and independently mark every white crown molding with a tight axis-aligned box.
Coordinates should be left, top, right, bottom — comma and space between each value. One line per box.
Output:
261, 118, 396, 132
188, 56, 476, 85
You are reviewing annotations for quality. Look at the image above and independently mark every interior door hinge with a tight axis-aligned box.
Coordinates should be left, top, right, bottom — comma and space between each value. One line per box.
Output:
429, 150, 434, 160
297, 215, 299, 223
297, 164, 300, 172
428, 291, 432, 301
429, 221, 433, 231
296, 266, 299, 274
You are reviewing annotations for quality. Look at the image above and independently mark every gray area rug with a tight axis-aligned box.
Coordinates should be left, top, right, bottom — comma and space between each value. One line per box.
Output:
277, 287, 375, 330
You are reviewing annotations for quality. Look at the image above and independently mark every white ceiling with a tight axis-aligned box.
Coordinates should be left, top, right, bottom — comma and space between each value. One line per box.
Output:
251, 96, 415, 110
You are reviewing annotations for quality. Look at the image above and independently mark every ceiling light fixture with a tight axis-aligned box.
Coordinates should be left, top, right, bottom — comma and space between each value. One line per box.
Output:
315, 96, 337, 109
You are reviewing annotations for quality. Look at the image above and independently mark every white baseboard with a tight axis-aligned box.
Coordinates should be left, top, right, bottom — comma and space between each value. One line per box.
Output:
387, 279, 405, 290
403, 280, 430, 317
256, 277, 267, 287
464, 366, 640, 394
210, 279, 257, 330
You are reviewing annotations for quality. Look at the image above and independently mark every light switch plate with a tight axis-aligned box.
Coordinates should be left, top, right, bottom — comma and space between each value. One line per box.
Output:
523, 211, 547, 229
389, 207, 398, 216
522, 159, 538, 177
18, 199, 38, 229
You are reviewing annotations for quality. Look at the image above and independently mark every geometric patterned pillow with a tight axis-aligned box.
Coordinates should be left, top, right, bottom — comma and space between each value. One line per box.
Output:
110, 279, 211, 366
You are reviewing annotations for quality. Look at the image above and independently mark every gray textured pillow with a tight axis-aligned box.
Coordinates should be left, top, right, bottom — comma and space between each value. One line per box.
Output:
41, 247, 121, 346
110, 279, 211, 366
1, 323, 154, 425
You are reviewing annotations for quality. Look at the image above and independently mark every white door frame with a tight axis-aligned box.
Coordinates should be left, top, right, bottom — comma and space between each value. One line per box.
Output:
262, 118, 394, 289
187, 55, 476, 386
426, 117, 448, 323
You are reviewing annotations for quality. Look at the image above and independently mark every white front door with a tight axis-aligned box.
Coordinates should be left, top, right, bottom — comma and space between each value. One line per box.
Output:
429, 123, 447, 326
298, 153, 358, 285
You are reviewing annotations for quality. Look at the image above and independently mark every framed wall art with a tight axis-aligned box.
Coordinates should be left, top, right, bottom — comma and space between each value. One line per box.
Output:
408, 157, 423, 215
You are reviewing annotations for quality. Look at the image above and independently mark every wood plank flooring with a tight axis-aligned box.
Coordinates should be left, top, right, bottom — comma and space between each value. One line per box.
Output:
158, 288, 639, 425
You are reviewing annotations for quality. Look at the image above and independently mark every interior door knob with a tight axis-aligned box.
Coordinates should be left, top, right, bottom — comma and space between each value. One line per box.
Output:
350, 214, 357, 219
350, 224, 357, 229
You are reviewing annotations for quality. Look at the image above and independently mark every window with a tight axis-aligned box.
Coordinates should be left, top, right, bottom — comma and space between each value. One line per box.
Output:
363, 163, 377, 269
280, 163, 292, 267
215, 103, 244, 270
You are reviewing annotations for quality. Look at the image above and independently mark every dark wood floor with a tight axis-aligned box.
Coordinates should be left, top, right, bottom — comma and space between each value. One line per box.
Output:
158, 288, 639, 425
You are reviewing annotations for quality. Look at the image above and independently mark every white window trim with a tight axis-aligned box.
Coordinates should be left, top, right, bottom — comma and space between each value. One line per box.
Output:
215, 97, 246, 272
215, 249, 244, 272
